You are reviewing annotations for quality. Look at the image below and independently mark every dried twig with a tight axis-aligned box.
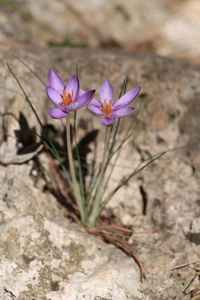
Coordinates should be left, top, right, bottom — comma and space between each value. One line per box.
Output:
171, 260, 200, 271
86, 223, 147, 280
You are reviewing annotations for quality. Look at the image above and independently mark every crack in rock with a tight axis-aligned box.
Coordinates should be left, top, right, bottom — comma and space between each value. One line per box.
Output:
3, 287, 16, 299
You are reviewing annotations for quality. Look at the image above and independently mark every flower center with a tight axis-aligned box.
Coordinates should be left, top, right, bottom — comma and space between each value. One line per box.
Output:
103, 100, 112, 118
62, 89, 74, 106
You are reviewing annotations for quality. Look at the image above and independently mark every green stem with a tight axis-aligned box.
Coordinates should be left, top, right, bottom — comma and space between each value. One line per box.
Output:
87, 127, 110, 226
73, 111, 86, 203
14, 56, 46, 85
87, 126, 111, 202
66, 116, 85, 221
7, 63, 43, 128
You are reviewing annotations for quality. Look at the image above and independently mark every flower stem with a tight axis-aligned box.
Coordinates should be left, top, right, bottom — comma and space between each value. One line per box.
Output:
73, 111, 85, 201
87, 126, 111, 227
66, 115, 85, 221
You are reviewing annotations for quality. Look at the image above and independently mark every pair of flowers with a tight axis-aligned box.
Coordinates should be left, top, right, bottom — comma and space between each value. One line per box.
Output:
46, 69, 141, 126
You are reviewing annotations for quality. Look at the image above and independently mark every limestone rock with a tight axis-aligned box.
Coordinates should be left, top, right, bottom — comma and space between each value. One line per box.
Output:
2, 1, 200, 61
0, 163, 141, 299
0, 48, 199, 298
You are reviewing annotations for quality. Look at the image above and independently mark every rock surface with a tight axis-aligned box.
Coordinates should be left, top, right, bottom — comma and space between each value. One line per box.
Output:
1, 0, 200, 62
0, 165, 141, 300
0, 47, 200, 299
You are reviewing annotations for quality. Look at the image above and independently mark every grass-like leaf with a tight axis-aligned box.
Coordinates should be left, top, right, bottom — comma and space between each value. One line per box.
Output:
101, 150, 166, 212
7, 63, 43, 128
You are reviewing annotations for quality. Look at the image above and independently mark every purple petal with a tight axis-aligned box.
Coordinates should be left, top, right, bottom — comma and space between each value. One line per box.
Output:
48, 69, 65, 94
46, 86, 62, 105
65, 75, 79, 102
77, 90, 95, 108
67, 102, 79, 111
113, 87, 141, 110
99, 80, 114, 103
48, 108, 68, 119
112, 107, 134, 118
79, 89, 85, 96
88, 99, 103, 115
101, 117, 116, 126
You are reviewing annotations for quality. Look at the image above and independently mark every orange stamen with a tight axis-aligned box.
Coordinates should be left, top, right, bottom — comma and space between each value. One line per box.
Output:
62, 89, 73, 106
103, 100, 112, 118
72, 89, 74, 99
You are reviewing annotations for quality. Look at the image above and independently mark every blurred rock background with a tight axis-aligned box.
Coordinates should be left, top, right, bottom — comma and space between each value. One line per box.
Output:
1, 0, 200, 63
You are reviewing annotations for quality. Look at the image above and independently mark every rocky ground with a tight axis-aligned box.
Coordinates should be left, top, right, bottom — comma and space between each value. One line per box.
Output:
1, 0, 200, 62
0, 47, 199, 299
0, 1, 200, 299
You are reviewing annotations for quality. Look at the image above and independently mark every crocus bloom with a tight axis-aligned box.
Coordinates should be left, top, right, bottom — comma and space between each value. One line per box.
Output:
88, 80, 141, 126
46, 69, 95, 119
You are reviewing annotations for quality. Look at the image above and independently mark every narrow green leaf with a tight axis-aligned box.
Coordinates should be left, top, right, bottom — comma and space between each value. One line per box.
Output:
7, 63, 43, 128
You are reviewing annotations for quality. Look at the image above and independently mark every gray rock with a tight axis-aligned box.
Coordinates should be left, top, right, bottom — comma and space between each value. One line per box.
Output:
2, 1, 200, 61
0, 163, 142, 299
0, 48, 199, 299
0, 1, 55, 51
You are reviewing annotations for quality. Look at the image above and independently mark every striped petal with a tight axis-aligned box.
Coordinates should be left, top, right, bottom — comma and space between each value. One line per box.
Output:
79, 89, 85, 96
65, 75, 79, 102
99, 80, 114, 104
88, 99, 103, 115
48, 69, 65, 94
46, 86, 62, 105
67, 102, 79, 111
48, 108, 68, 119
101, 117, 116, 126
77, 90, 95, 108
113, 87, 141, 110
112, 107, 134, 118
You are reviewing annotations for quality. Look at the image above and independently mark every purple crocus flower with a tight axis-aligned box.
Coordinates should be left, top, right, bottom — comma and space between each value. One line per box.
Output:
88, 80, 141, 126
46, 69, 95, 119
